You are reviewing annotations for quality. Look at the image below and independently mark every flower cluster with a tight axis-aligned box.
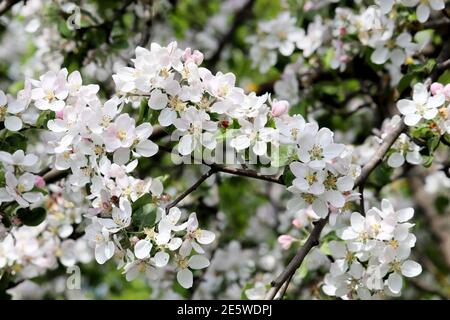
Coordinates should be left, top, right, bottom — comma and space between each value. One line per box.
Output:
0, 150, 43, 208
247, 12, 325, 73
286, 123, 360, 218
323, 199, 422, 299
397, 82, 450, 131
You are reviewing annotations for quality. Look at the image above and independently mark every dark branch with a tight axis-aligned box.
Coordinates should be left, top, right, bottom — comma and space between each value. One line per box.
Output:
165, 168, 216, 211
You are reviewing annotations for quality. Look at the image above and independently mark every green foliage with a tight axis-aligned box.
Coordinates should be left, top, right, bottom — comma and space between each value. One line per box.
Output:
397, 60, 436, 95
17, 207, 47, 226
218, 177, 267, 239
0, 131, 27, 153
132, 194, 157, 229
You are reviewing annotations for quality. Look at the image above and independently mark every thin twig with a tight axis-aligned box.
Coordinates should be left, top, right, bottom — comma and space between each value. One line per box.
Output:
165, 168, 216, 211
207, 0, 255, 67
157, 144, 284, 185
0, 0, 21, 16
265, 217, 328, 300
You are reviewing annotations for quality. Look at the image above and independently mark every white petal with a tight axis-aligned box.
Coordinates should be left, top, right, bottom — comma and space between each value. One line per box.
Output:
351, 212, 366, 232
396, 99, 415, 115
148, 89, 168, 110
417, 4, 430, 23
371, 47, 389, 65
113, 148, 130, 165
404, 113, 421, 126
197, 230, 215, 245
312, 199, 328, 218
397, 207, 414, 222
388, 272, 403, 294
177, 268, 193, 288
158, 108, 177, 127
325, 190, 345, 208
134, 239, 152, 259
188, 255, 210, 270
136, 140, 159, 157
387, 152, 405, 168
153, 251, 170, 267
429, 0, 445, 11
5, 116, 23, 131
401, 260, 422, 277
178, 134, 194, 156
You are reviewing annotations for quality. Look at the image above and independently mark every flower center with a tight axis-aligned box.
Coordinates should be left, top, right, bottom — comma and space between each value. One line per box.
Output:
117, 130, 127, 141
324, 173, 337, 190
309, 145, 323, 160
16, 183, 26, 193
302, 193, 316, 204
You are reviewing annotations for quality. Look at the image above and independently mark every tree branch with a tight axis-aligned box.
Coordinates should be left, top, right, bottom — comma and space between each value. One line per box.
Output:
207, 0, 255, 67
265, 118, 407, 300
0, 0, 21, 16
157, 143, 284, 185
265, 217, 328, 300
165, 168, 216, 211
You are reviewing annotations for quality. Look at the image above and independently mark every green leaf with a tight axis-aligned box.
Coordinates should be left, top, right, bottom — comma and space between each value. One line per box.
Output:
36, 110, 55, 128
270, 145, 292, 168
134, 204, 157, 228
137, 99, 149, 125
131, 193, 153, 211
422, 155, 433, 168
17, 207, 47, 226
427, 135, 440, 152
282, 168, 295, 186
132, 194, 157, 228
397, 73, 416, 95
438, 70, 450, 85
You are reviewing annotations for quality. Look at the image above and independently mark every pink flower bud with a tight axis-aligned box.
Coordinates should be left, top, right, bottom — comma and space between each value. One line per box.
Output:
130, 236, 139, 245
430, 82, 444, 95
271, 100, 289, 117
191, 50, 204, 65
55, 110, 64, 119
182, 48, 204, 65
182, 48, 192, 62
278, 234, 295, 250
35, 175, 46, 188
292, 219, 302, 229
444, 84, 450, 100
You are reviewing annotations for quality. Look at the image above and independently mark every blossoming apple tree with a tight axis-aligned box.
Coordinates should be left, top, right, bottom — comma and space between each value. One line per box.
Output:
0, 0, 449, 300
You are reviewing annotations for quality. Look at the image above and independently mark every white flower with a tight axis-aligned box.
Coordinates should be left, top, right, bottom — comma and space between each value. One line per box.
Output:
0, 234, 16, 268
31, 69, 68, 111
371, 32, 418, 66
402, 0, 445, 23
0, 150, 38, 171
103, 114, 137, 152
0, 172, 43, 208
85, 217, 115, 264
276, 115, 306, 145
102, 197, 132, 232
176, 254, 210, 288
297, 123, 345, 169
296, 16, 327, 57
172, 107, 217, 156
397, 83, 445, 126
387, 134, 422, 168
387, 260, 422, 294
156, 207, 187, 246
230, 113, 276, 156
179, 213, 215, 257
